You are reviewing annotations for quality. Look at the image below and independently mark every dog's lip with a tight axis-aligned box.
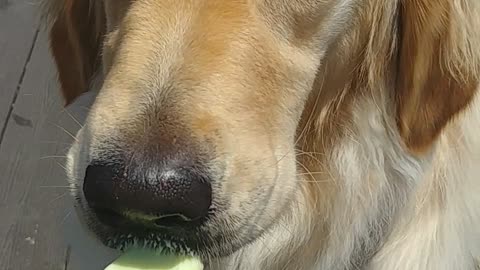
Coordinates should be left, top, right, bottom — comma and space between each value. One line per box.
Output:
76, 195, 238, 258
91, 216, 213, 256
96, 221, 243, 259
103, 231, 200, 255
90, 206, 204, 232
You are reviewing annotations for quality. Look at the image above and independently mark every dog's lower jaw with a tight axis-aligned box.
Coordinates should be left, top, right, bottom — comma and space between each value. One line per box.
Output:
204, 189, 319, 270
205, 187, 386, 270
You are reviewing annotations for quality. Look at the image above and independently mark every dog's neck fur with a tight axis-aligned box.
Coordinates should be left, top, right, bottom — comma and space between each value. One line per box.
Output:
209, 1, 480, 269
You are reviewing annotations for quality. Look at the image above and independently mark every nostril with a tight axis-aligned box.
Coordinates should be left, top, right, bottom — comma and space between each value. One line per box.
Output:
83, 164, 117, 208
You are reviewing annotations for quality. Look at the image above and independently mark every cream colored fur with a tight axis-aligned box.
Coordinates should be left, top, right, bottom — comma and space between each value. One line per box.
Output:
217, 1, 480, 268
210, 94, 480, 270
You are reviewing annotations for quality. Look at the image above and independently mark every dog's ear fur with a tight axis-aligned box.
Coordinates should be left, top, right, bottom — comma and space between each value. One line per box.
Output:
395, 0, 479, 153
47, 0, 106, 106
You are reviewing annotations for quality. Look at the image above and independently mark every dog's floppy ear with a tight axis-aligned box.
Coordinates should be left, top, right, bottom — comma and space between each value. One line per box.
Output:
48, 0, 106, 106
395, 0, 479, 153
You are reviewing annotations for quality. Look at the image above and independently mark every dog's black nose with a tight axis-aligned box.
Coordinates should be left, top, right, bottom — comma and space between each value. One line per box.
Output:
83, 159, 212, 229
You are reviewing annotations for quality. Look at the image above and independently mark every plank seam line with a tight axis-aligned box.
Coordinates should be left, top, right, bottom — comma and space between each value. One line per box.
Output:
0, 27, 40, 145
63, 245, 72, 270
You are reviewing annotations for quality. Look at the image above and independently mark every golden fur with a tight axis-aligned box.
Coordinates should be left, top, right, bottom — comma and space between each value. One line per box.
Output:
43, 0, 480, 269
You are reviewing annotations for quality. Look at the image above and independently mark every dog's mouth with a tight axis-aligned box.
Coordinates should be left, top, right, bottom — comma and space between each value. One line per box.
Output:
101, 229, 207, 256
74, 196, 244, 260
94, 210, 214, 253
93, 208, 208, 231
90, 217, 220, 257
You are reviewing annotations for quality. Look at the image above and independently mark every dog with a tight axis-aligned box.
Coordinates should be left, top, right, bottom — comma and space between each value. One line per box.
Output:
42, 0, 480, 269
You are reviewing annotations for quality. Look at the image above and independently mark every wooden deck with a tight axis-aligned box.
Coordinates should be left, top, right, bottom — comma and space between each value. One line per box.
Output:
0, 1, 118, 269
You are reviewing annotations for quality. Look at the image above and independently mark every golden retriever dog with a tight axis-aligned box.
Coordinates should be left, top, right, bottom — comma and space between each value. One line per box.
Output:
43, 0, 480, 269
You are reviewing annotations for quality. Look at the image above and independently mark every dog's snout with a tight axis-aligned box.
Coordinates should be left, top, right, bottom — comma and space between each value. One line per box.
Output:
83, 158, 212, 230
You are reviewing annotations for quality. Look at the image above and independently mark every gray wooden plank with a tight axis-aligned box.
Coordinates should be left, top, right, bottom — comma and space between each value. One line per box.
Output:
0, 0, 40, 136
0, 25, 120, 269
0, 28, 90, 270
63, 209, 121, 270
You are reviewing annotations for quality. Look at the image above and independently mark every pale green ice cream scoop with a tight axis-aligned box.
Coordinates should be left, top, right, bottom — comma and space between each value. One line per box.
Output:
105, 249, 204, 270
